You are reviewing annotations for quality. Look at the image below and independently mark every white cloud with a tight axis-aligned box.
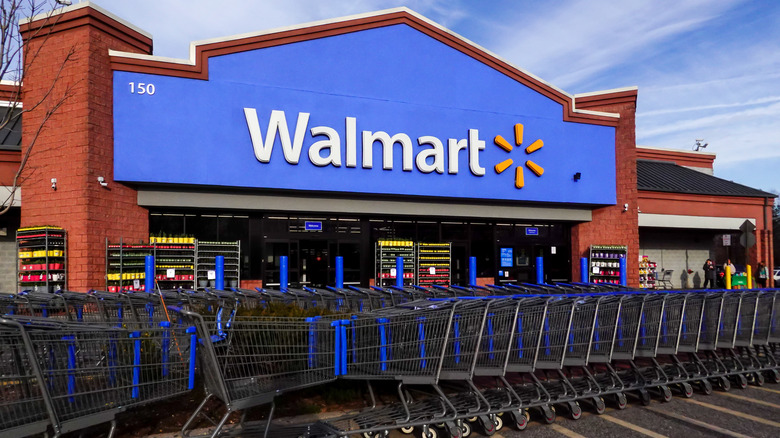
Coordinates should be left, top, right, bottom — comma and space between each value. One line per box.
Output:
486, 0, 740, 89
93, 0, 469, 59
641, 96, 780, 117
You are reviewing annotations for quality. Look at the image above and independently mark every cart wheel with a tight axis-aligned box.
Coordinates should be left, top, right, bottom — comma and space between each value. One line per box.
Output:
734, 374, 747, 390
639, 389, 652, 406
593, 396, 606, 414
477, 416, 496, 436
419, 426, 438, 438
510, 409, 529, 431
661, 385, 673, 402
460, 421, 472, 437
400, 426, 415, 434
766, 369, 780, 384
615, 392, 628, 410
718, 376, 731, 392
568, 401, 582, 420
681, 382, 694, 398
540, 405, 556, 424
444, 422, 461, 438
700, 379, 713, 395
466, 417, 477, 423
752, 372, 765, 387
493, 414, 503, 431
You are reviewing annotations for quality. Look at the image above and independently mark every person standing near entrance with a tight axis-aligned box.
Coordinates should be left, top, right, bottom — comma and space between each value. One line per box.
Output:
723, 258, 736, 274
757, 262, 768, 288
723, 258, 737, 289
702, 259, 716, 289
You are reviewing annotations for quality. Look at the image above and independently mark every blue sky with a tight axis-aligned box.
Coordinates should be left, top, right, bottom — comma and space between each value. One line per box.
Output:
69, 0, 780, 197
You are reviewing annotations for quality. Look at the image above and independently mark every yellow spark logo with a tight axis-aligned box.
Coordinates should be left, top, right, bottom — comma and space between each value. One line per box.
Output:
493, 123, 544, 189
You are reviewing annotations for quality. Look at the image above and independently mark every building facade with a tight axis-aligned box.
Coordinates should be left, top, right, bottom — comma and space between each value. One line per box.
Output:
4, 3, 773, 292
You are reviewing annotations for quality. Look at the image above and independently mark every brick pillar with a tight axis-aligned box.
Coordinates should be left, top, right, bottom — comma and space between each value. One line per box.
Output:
20, 5, 152, 291
571, 90, 640, 287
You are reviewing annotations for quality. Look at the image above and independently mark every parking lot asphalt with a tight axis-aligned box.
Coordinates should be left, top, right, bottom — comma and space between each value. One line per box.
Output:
450, 382, 780, 438
370, 379, 780, 438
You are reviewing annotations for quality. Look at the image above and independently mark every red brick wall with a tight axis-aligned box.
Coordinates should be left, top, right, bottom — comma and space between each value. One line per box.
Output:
636, 146, 715, 170
20, 7, 152, 291
571, 91, 640, 286
240, 279, 263, 290
0, 151, 20, 186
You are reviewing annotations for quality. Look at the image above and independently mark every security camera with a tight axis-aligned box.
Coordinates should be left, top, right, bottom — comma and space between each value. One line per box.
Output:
50, 178, 57, 190
97, 176, 108, 188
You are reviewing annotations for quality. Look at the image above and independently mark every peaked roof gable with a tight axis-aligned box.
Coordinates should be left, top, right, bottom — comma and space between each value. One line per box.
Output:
109, 7, 622, 127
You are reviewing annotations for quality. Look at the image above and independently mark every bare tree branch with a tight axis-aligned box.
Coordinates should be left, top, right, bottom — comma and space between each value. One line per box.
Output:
1, 0, 77, 215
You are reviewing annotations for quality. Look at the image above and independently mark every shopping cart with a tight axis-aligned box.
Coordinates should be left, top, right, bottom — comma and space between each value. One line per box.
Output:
0, 316, 53, 437
173, 307, 340, 438
752, 290, 780, 382
571, 294, 623, 414
608, 292, 666, 405
0, 314, 195, 438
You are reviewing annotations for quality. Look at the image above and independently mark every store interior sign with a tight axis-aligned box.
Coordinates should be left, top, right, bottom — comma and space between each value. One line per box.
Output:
113, 22, 617, 205
500, 248, 513, 268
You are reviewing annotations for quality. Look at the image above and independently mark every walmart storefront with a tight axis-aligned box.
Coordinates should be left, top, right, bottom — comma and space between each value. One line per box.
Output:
21, 4, 638, 290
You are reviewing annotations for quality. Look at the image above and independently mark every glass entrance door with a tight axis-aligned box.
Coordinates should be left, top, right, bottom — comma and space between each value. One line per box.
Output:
299, 239, 329, 288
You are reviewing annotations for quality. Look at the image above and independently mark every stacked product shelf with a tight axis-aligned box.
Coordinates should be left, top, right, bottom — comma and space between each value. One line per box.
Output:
105, 239, 150, 292
588, 244, 627, 284
196, 241, 241, 288
153, 239, 196, 290
375, 240, 415, 287
17, 226, 66, 292
416, 242, 451, 286
639, 256, 657, 289
105, 237, 196, 290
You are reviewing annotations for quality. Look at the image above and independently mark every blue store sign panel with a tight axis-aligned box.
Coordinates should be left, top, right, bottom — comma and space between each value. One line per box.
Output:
500, 248, 513, 268
113, 17, 616, 205
525, 227, 539, 236
305, 221, 323, 231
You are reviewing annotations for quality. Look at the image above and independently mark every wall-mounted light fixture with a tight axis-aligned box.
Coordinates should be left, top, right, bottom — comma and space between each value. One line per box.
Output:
97, 176, 108, 188
50, 178, 57, 190
573, 172, 582, 181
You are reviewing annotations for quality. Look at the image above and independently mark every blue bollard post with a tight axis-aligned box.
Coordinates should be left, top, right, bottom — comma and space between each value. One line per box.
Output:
215, 255, 224, 290
145, 255, 154, 292
280, 256, 288, 291
581, 257, 589, 283
619, 257, 627, 286
536, 256, 544, 284
469, 256, 477, 286
335, 256, 344, 288
396, 257, 404, 288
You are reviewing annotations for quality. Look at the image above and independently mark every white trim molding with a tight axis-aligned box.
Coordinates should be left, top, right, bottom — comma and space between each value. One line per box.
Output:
639, 213, 754, 230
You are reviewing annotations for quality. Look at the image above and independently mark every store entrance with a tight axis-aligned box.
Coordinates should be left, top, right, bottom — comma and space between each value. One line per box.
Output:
300, 239, 329, 288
